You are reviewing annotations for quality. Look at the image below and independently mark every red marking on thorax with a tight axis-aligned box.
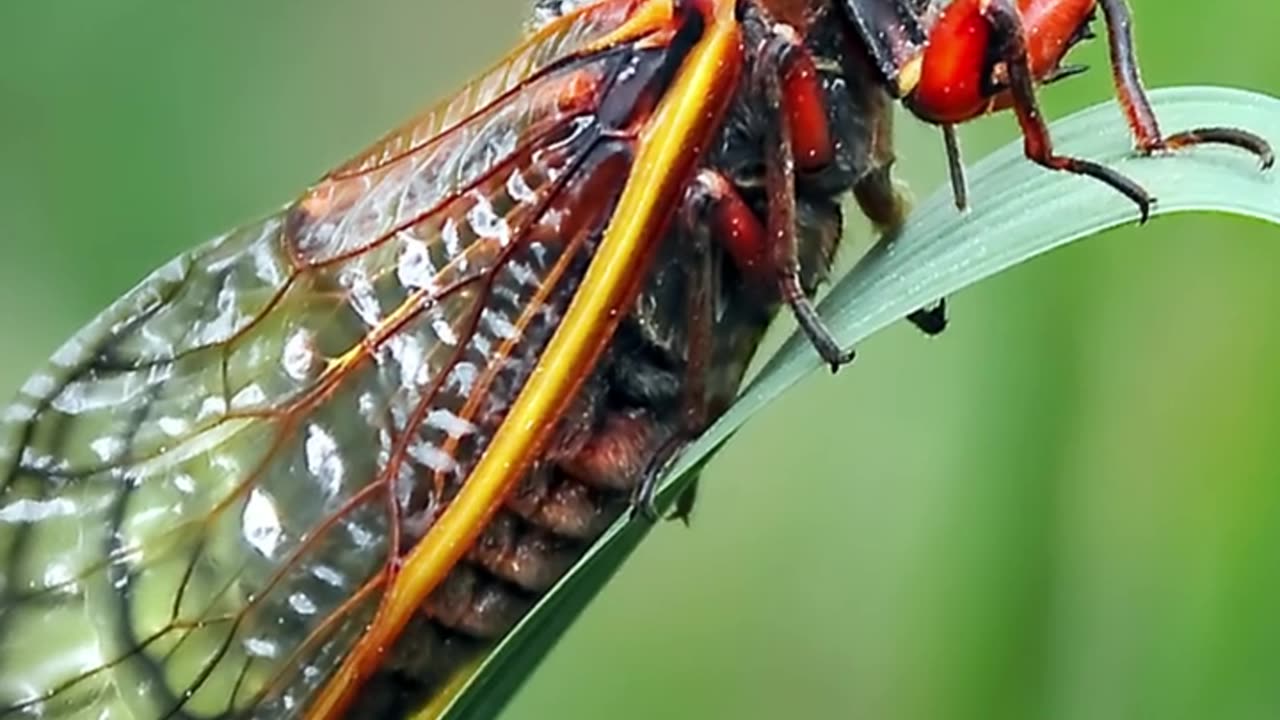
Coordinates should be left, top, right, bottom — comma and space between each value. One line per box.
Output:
907, 0, 1098, 124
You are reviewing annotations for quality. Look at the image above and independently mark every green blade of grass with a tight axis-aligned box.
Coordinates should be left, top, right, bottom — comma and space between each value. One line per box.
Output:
434, 85, 1280, 720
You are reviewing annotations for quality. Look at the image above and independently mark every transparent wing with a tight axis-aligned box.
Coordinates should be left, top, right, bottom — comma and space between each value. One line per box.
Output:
0, 4, 669, 718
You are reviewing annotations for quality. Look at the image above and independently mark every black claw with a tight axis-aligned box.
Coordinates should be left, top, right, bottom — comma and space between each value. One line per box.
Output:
1066, 156, 1152, 223
666, 479, 700, 526
826, 347, 856, 373
907, 299, 949, 336
1136, 195, 1154, 224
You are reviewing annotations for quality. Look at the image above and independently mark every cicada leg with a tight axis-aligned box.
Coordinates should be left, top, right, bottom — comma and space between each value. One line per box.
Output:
842, 38, 952, 340
631, 171, 725, 523
981, 0, 1155, 220
940, 123, 969, 211
768, 21, 951, 350
976, 0, 1273, 223
758, 25, 858, 372
1094, 0, 1273, 167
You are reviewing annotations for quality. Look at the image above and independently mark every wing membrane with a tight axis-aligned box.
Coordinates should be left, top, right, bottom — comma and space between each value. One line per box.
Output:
325, 0, 649, 182
0, 5, 680, 718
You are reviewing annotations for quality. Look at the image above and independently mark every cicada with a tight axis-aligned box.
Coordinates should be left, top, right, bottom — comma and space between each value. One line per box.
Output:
0, 1, 1269, 718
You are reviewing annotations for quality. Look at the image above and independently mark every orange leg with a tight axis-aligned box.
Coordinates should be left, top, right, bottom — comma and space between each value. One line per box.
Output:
760, 25, 858, 371
983, 0, 1155, 219
1094, 0, 1272, 165
981, 0, 1272, 221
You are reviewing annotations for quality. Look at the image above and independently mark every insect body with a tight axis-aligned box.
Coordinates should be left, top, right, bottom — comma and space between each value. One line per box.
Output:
0, 1, 1268, 718
846, 0, 1274, 213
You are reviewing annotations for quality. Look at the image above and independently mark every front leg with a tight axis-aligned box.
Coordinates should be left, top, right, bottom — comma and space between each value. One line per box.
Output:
761, 25, 857, 371
1095, 0, 1272, 165
982, 0, 1155, 220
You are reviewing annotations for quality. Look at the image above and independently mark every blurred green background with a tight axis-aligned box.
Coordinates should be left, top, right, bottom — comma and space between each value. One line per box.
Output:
1, 2, 1278, 718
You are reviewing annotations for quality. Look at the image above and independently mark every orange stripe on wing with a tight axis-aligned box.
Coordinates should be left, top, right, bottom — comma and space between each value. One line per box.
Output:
304, 0, 744, 717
